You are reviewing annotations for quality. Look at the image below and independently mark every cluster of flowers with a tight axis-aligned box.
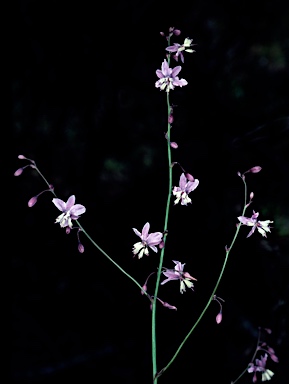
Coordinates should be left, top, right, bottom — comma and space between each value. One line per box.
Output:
246, 329, 279, 383
14, 27, 277, 383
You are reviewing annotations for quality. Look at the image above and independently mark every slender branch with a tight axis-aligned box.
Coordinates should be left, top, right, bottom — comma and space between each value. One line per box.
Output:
155, 176, 249, 380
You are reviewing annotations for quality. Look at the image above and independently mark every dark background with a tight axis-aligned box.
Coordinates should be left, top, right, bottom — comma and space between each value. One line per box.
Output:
11, 0, 289, 383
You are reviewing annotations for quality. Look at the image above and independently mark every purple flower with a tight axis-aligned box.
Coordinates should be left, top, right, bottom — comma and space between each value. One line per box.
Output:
132, 222, 162, 259
155, 60, 188, 92
238, 211, 273, 238
52, 195, 86, 228
166, 37, 196, 63
248, 354, 274, 382
161, 260, 197, 294
172, 173, 199, 205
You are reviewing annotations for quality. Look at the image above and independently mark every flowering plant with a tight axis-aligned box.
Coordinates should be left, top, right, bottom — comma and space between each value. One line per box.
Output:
14, 27, 278, 383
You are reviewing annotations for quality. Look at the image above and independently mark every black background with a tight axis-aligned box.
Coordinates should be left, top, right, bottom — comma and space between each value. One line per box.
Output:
11, 0, 289, 383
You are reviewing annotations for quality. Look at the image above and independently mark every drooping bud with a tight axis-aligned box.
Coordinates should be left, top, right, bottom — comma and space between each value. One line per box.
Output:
170, 141, 178, 149
270, 354, 279, 363
185, 173, 195, 182
78, 243, 85, 253
14, 168, 23, 176
18, 155, 26, 159
141, 284, 147, 295
250, 166, 262, 173
66, 227, 71, 234
28, 196, 38, 207
162, 302, 177, 310
216, 312, 222, 324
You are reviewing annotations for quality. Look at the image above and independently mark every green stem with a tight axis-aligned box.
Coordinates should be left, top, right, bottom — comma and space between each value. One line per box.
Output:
32, 164, 148, 296
152, 91, 172, 382
231, 327, 261, 383
155, 176, 249, 380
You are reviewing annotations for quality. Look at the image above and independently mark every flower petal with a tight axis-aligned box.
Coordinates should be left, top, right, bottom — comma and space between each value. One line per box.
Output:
66, 195, 76, 210
52, 198, 66, 212
70, 204, 86, 217
141, 222, 150, 239
132, 228, 142, 238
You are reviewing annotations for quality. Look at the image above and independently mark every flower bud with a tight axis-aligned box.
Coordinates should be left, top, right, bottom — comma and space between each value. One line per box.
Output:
170, 141, 178, 149
66, 227, 71, 234
78, 243, 85, 253
14, 168, 23, 176
250, 166, 262, 173
270, 354, 279, 363
158, 241, 165, 249
163, 302, 177, 310
250, 192, 254, 200
28, 196, 38, 207
173, 29, 181, 36
141, 284, 147, 295
216, 312, 222, 324
168, 114, 174, 124
185, 173, 195, 182
18, 155, 26, 159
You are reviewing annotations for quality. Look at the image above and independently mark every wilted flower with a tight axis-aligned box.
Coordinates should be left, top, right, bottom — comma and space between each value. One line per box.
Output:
161, 260, 197, 294
132, 222, 162, 259
173, 173, 199, 205
166, 37, 196, 62
238, 211, 273, 238
155, 60, 188, 92
52, 195, 86, 228
248, 354, 274, 382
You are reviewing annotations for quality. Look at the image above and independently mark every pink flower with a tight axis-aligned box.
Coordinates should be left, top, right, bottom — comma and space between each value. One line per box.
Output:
238, 211, 273, 238
172, 173, 199, 205
248, 354, 274, 382
155, 60, 188, 92
161, 260, 197, 294
166, 37, 196, 63
52, 195, 86, 228
132, 222, 162, 259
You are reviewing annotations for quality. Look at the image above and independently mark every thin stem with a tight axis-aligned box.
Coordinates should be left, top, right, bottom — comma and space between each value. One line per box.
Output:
231, 327, 261, 384
155, 175, 249, 380
152, 91, 172, 382
32, 163, 148, 296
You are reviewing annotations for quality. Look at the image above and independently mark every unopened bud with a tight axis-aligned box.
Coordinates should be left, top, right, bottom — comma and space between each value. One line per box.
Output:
159, 241, 165, 249
173, 29, 181, 36
141, 284, 147, 295
14, 168, 23, 176
28, 196, 37, 207
168, 114, 174, 124
264, 328, 272, 334
160, 32, 165, 36
18, 155, 26, 159
216, 312, 222, 324
163, 302, 177, 310
170, 142, 178, 149
78, 243, 84, 253
66, 227, 71, 234
270, 354, 279, 363
250, 192, 254, 200
185, 173, 195, 182
250, 166, 262, 173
